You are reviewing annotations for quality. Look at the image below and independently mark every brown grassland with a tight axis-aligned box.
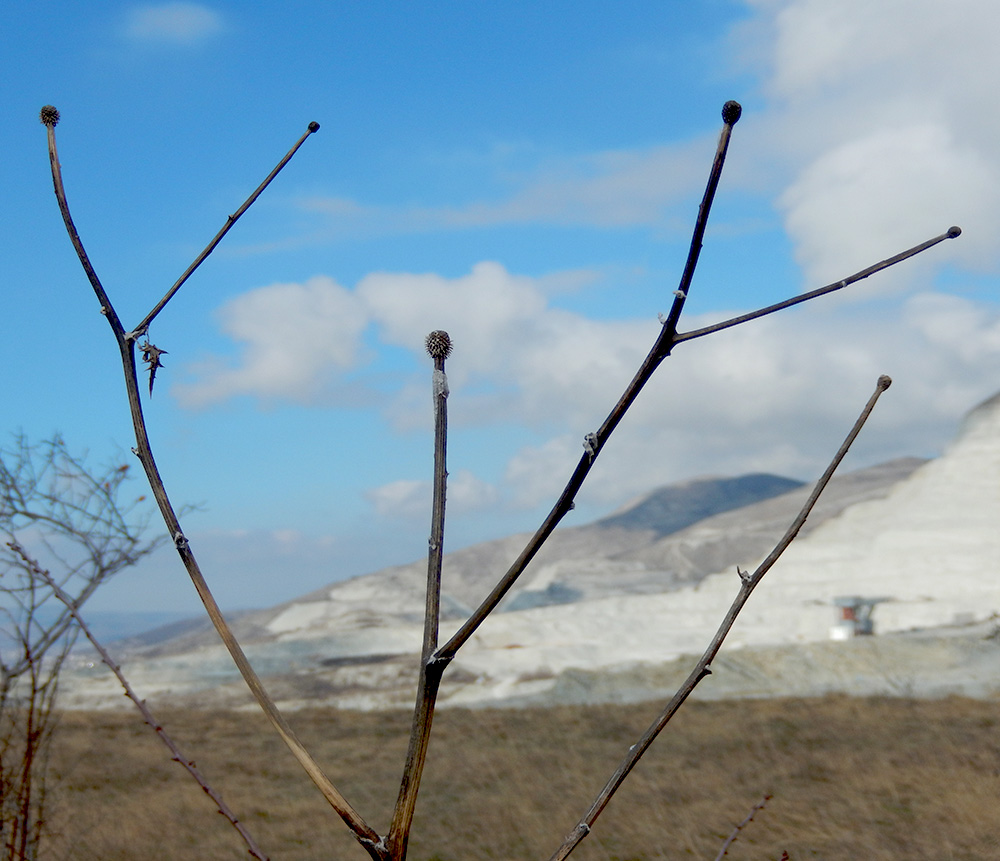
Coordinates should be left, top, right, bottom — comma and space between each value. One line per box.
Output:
40, 695, 998, 860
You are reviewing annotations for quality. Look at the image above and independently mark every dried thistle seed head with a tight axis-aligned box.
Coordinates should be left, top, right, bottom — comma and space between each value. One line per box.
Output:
722, 100, 742, 126
39, 105, 60, 126
425, 330, 453, 360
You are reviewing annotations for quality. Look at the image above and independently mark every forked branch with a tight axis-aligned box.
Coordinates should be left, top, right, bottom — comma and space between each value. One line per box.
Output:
433, 103, 956, 669
41, 106, 386, 860
547, 375, 893, 861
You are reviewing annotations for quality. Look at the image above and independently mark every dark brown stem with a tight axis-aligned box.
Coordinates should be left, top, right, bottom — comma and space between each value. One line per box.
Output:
7, 541, 271, 861
546, 375, 892, 861
674, 227, 962, 346
388, 332, 453, 859
133, 121, 321, 337
43, 111, 385, 859
435, 101, 742, 665
44, 120, 126, 339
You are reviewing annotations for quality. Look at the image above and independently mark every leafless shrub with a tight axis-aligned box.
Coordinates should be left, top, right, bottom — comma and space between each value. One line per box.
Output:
0, 434, 161, 859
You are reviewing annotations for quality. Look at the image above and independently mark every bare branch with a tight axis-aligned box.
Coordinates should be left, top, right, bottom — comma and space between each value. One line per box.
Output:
435, 100, 742, 666
41, 107, 126, 339
388, 331, 453, 858
133, 120, 321, 337
714, 794, 772, 861
547, 375, 892, 861
674, 226, 962, 346
41, 109, 386, 858
6, 541, 271, 861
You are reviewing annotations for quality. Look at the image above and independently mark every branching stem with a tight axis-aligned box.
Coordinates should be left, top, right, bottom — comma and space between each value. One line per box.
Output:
42, 110, 385, 859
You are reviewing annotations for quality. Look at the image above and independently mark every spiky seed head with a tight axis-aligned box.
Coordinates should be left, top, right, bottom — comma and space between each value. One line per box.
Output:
39, 105, 60, 126
425, 330, 453, 360
722, 100, 742, 126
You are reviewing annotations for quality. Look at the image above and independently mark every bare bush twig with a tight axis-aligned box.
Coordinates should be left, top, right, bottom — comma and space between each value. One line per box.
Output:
6, 541, 270, 861
714, 794, 773, 860
0, 434, 162, 859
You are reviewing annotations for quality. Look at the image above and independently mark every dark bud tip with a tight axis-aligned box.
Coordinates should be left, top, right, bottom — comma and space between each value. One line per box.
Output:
877, 374, 892, 390
308, 121, 320, 133
39, 105, 60, 126
947, 225, 962, 238
722, 100, 742, 126
425, 330, 453, 360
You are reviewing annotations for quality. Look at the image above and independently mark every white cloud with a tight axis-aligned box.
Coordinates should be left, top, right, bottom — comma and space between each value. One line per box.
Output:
125, 3, 223, 45
366, 470, 499, 520
175, 260, 1000, 515
174, 275, 367, 406
739, 0, 1000, 287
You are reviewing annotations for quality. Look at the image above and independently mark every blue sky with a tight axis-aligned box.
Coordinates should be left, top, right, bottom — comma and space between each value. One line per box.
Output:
4, 1, 999, 616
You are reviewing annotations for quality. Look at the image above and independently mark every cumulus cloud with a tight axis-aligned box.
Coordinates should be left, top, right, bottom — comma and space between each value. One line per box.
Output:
366, 470, 499, 520
175, 275, 367, 406
740, 0, 1000, 286
175, 259, 1000, 513
124, 2, 223, 45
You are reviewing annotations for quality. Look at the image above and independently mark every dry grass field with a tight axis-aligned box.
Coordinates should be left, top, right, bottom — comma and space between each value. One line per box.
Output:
40, 695, 999, 860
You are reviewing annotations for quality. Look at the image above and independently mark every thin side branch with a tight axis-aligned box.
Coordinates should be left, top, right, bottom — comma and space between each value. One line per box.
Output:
134, 120, 321, 336
713, 794, 772, 861
674, 227, 962, 346
547, 375, 893, 861
6, 541, 270, 861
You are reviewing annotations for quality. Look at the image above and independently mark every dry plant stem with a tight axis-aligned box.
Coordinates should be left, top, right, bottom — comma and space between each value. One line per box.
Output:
135, 121, 321, 337
713, 794, 772, 861
6, 542, 270, 861
43, 115, 386, 860
547, 375, 893, 861
388, 337, 452, 859
435, 102, 741, 666
675, 226, 962, 346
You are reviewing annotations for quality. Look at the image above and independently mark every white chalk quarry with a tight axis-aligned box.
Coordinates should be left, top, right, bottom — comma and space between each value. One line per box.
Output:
60, 392, 1000, 709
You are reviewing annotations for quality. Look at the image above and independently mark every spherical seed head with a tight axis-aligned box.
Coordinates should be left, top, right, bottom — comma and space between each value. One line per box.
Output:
947, 225, 962, 238
722, 100, 742, 125
425, 330, 453, 360
308, 121, 320, 133
39, 105, 60, 126
877, 374, 893, 390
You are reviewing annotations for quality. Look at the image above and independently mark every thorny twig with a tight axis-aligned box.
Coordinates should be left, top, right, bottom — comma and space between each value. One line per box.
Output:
6, 541, 271, 861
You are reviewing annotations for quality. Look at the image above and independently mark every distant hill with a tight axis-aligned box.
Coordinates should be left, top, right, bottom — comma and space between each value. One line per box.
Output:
112, 458, 923, 659
596, 473, 803, 535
